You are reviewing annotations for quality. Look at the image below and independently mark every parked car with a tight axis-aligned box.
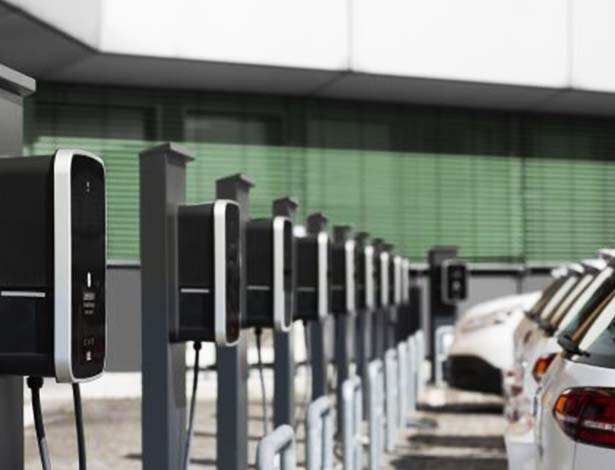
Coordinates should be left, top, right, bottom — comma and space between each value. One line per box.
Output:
533, 286, 615, 469
508, 259, 613, 421
448, 290, 541, 395
506, 258, 615, 469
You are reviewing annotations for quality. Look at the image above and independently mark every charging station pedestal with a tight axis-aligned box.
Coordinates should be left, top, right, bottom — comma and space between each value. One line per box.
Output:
354, 232, 373, 408
332, 225, 356, 434
306, 213, 330, 399
0, 64, 35, 470
371, 238, 385, 362
140, 143, 194, 470
383, 243, 396, 352
272, 197, 298, 428
216, 174, 253, 470
428, 246, 462, 382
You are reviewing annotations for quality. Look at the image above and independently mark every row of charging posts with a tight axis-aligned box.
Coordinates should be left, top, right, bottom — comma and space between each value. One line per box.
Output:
0, 143, 468, 470
137, 142, 426, 470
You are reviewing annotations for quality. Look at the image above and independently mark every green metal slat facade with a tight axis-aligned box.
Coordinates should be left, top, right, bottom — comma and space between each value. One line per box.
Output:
24, 83, 615, 264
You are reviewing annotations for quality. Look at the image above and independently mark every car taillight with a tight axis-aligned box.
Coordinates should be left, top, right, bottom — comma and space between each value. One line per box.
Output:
553, 388, 615, 448
532, 353, 556, 383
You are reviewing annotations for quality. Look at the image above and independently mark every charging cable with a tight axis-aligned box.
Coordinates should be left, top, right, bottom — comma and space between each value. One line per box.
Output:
182, 341, 202, 470
255, 328, 269, 436
27, 377, 52, 470
72, 384, 87, 470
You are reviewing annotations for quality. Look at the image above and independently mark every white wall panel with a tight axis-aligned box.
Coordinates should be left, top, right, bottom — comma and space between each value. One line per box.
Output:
98, 0, 350, 70
351, 0, 569, 88
571, 0, 615, 92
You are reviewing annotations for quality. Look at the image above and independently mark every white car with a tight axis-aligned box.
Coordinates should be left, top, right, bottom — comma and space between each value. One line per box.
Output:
505, 261, 615, 469
447, 291, 541, 395
512, 265, 584, 366
508, 259, 612, 421
533, 287, 615, 469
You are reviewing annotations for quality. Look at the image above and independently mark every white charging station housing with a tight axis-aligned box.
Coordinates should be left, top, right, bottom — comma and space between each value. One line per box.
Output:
0, 149, 106, 383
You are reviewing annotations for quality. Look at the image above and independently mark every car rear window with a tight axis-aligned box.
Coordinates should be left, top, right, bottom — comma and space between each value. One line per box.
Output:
567, 289, 615, 369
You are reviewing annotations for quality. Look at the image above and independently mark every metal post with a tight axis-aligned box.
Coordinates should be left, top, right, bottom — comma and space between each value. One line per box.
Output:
272, 197, 299, 429
406, 336, 417, 415
0, 64, 35, 470
434, 325, 455, 386
216, 174, 254, 470
306, 396, 335, 470
140, 143, 194, 470
367, 360, 384, 470
342, 376, 363, 470
371, 239, 385, 362
354, 232, 373, 412
333, 225, 355, 435
256, 425, 297, 470
384, 348, 399, 451
306, 213, 329, 399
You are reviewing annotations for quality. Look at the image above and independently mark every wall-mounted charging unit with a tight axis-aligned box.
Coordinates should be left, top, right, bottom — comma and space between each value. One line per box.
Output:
331, 226, 356, 316
175, 200, 241, 346
0, 149, 106, 383
296, 221, 331, 322
441, 258, 468, 305
245, 216, 294, 332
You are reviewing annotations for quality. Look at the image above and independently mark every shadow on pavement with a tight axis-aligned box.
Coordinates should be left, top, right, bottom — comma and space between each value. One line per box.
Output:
409, 434, 505, 450
418, 402, 504, 415
390, 454, 506, 469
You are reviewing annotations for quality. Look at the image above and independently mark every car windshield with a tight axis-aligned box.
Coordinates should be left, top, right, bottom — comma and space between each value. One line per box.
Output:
527, 274, 579, 321
553, 268, 615, 335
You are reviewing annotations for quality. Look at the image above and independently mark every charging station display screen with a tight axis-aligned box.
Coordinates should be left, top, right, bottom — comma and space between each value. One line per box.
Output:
71, 155, 106, 378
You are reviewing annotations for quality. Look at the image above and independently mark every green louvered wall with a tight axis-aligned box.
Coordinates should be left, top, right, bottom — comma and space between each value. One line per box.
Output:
25, 83, 615, 264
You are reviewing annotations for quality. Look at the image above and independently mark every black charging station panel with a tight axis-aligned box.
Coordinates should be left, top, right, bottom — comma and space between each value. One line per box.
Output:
331, 238, 355, 315
245, 216, 294, 331
0, 150, 106, 383
296, 232, 331, 322
441, 259, 468, 305
176, 200, 241, 346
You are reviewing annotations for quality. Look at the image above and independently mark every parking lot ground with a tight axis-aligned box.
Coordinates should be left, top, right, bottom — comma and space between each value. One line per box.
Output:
25, 384, 506, 469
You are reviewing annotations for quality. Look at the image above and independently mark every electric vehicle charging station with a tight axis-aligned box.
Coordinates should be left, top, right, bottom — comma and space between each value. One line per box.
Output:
0, 150, 107, 382
296, 213, 331, 399
0, 64, 35, 470
371, 238, 385, 361
354, 232, 375, 404
215, 174, 254, 470
175, 200, 242, 345
427, 246, 467, 381
272, 197, 299, 429
331, 225, 357, 434
0, 146, 107, 470
245, 215, 294, 333
245, 205, 295, 438
140, 143, 195, 470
